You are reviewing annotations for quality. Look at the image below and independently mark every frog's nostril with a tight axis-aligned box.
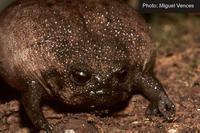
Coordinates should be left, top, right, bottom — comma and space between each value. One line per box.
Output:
116, 68, 128, 82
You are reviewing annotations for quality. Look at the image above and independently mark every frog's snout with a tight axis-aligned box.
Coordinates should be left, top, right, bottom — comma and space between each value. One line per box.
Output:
89, 67, 129, 96
97, 67, 128, 86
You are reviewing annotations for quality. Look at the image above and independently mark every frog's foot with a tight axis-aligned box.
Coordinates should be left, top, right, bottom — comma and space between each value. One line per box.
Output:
145, 97, 175, 122
33, 119, 53, 133
44, 124, 53, 133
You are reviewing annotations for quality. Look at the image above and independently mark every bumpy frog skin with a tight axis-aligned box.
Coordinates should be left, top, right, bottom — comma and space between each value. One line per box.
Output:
0, 0, 175, 132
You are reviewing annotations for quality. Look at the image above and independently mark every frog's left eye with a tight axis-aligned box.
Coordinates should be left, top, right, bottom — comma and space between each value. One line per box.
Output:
71, 70, 91, 85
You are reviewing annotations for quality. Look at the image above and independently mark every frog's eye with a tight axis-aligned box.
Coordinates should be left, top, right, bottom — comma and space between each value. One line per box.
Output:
71, 70, 91, 85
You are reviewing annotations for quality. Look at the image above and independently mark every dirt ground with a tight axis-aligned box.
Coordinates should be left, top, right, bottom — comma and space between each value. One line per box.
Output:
0, 14, 200, 133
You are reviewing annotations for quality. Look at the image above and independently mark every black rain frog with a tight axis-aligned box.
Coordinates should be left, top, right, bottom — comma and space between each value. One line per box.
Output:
0, 0, 175, 132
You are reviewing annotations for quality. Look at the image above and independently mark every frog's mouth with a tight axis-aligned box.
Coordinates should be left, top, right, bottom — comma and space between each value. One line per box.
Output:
69, 86, 132, 109
89, 89, 130, 108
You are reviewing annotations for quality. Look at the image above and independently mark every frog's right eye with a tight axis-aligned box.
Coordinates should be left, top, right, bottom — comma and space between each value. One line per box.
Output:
70, 70, 91, 85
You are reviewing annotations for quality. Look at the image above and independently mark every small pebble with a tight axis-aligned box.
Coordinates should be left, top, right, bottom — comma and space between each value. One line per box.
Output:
7, 115, 20, 124
168, 129, 178, 133
65, 129, 75, 133
15, 128, 30, 133
132, 121, 139, 124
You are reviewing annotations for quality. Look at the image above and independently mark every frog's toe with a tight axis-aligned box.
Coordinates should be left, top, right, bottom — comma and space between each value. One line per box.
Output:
34, 119, 53, 133
145, 103, 159, 121
44, 124, 53, 133
158, 98, 175, 122
145, 98, 175, 122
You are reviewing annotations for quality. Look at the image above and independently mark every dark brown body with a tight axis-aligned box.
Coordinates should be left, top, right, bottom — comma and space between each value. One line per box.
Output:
0, 0, 175, 132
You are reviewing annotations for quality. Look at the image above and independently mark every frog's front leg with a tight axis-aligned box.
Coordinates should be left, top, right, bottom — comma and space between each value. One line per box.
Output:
21, 80, 53, 132
134, 73, 175, 121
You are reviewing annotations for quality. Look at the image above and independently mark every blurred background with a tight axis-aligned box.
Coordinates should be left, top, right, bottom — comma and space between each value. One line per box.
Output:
0, 0, 15, 12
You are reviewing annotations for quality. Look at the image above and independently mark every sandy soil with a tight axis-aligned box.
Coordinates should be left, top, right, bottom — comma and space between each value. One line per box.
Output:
0, 14, 200, 133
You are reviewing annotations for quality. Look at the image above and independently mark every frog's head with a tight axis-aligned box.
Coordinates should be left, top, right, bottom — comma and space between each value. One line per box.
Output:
44, 38, 134, 109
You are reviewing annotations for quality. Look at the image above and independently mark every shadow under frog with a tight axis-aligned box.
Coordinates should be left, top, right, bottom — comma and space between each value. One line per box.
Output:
0, 0, 175, 132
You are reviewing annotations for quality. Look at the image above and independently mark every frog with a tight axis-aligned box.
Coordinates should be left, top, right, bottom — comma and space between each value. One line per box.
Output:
0, 0, 175, 132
